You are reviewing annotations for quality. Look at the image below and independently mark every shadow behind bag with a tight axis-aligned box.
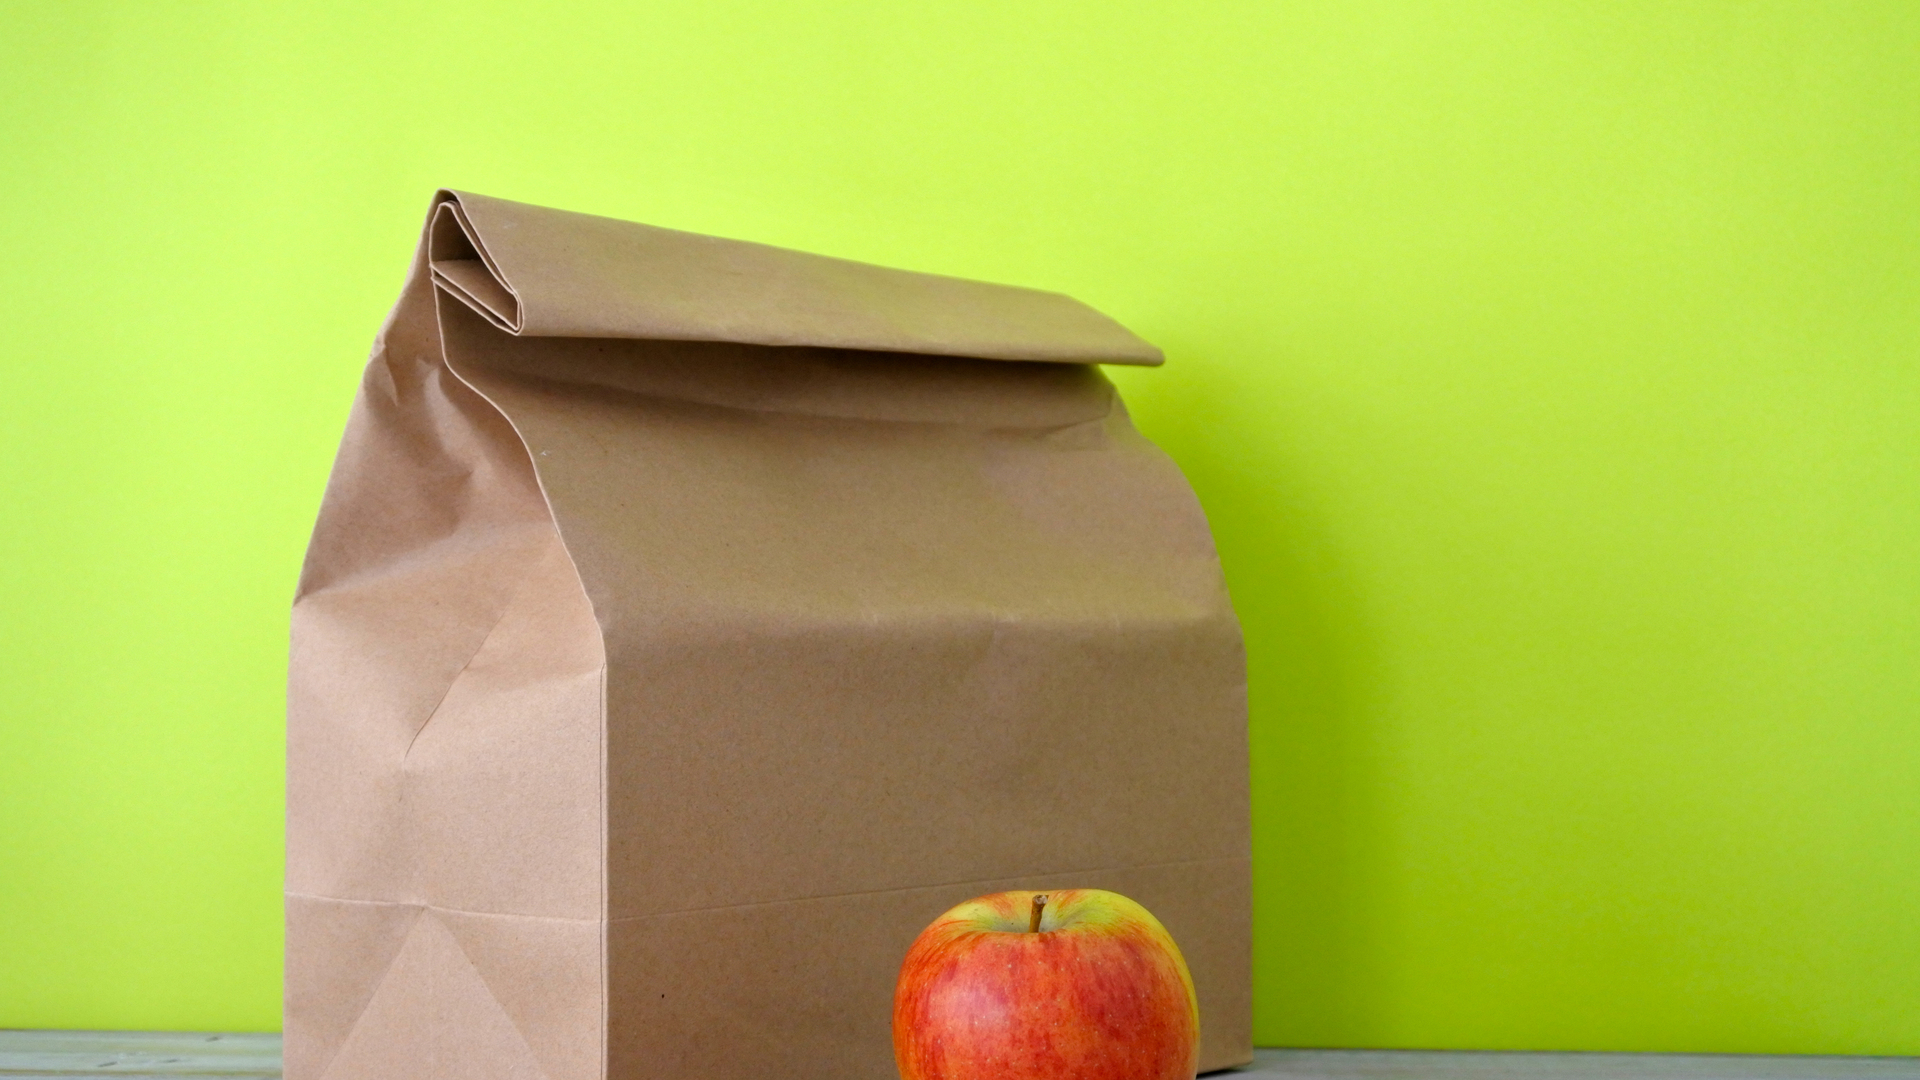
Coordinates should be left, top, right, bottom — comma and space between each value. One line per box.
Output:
286, 191, 1250, 1080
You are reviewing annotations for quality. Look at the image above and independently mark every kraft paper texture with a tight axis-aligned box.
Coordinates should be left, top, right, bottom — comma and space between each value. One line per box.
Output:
287, 190, 1251, 1080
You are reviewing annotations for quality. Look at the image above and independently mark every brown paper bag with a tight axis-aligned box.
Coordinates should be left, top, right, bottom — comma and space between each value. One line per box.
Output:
286, 190, 1250, 1080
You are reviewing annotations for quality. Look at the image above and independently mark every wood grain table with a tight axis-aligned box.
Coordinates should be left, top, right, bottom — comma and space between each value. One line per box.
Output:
0, 1032, 279, 1079
2, 1031, 1915, 1080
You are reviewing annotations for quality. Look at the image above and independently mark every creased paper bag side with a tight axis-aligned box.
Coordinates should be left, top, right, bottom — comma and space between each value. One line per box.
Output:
286, 229, 608, 1080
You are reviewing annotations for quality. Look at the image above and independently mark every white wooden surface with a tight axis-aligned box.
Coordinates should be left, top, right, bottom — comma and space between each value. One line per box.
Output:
1238, 1048, 1920, 1080
0, 1032, 279, 1079
1, 1032, 1915, 1079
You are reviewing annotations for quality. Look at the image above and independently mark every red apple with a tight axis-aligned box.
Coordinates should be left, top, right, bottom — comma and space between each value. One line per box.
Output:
893, 889, 1198, 1080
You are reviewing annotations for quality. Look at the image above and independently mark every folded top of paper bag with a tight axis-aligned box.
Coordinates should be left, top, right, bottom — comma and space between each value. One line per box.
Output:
424, 189, 1164, 365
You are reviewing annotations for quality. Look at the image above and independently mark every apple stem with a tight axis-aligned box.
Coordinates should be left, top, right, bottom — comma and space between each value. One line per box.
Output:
1028, 894, 1047, 934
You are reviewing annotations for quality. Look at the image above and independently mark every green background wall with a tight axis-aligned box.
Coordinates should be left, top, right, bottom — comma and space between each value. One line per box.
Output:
3, 0, 1917, 1054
